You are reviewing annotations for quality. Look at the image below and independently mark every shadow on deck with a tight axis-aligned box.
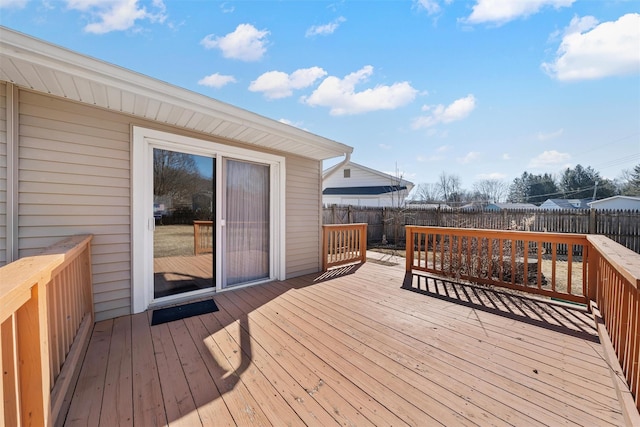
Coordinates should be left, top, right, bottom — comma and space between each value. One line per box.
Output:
64, 260, 626, 426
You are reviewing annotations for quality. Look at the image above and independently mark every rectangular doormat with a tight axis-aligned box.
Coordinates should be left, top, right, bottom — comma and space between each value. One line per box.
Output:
151, 299, 219, 326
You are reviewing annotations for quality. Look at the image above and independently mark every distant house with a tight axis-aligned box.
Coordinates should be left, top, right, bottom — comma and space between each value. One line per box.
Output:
485, 203, 538, 211
539, 198, 592, 210
588, 196, 640, 210
323, 161, 414, 207
458, 202, 537, 211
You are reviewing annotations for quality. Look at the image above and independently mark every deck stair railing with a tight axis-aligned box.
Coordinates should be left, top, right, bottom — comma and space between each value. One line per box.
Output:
406, 226, 640, 415
323, 223, 367, 270
0, 235, 94, 426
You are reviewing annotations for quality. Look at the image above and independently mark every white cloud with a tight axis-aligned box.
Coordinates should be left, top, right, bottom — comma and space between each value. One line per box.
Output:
529, 150, 571, 168
201, 23, 269, 61
542, 13, 640, 81
477, 172, 507, 180
249, 67, 327, 99
458, 151, 480, 164
66, 0, 167, 34
415, 0, 441, 15
436, 145, 451, 152
412, 94, 476, 129
0, 0, 29, 8
197, 73, 237, 88
502, 153, 511, 160
219, 2, 234, 13
305, 16, 346, 37
302, 65, 418, 116
465, 0, 574, 26
537, 128, 564, 141
278, 118, 307, 130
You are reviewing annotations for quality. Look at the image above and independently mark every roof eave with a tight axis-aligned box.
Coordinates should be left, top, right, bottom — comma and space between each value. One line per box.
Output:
0, 26, 352, 161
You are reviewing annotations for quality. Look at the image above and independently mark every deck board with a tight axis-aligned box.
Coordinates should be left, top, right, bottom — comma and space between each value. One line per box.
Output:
65, 260, 627, 426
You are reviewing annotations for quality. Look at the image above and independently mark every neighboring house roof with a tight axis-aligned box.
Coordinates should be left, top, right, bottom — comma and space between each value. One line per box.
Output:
323, 161, 414, 190
0, 26, 352, 161
487, 203, 538, 210
323, 185, 408, 196
588, 196, 640, 208
540, 198, 592, 209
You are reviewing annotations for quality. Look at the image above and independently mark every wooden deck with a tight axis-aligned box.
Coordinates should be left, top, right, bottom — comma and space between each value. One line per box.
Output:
64, 257, 626, 426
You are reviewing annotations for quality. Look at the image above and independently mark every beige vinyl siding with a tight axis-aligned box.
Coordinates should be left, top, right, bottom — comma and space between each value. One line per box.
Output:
18, 90, 131, 321
0, 83, 6, 265
13, 88, 326, 320
286, 155, 322, 277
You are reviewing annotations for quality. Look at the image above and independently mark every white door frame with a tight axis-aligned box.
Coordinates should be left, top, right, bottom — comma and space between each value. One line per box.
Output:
131, 126, 286, 313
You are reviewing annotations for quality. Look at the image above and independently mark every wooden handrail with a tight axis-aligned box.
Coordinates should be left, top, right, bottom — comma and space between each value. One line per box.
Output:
323, 223, 368, 270
0, 234, 94, 427
406, 226, 590, 304
406, 226, 640, 414
588, 235, 640, 415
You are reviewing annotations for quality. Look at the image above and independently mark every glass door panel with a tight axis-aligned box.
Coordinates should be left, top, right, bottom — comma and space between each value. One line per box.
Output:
224, 159, 270, 287
153, 148, 215, 298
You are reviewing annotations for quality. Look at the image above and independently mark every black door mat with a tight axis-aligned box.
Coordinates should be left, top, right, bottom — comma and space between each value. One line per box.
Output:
151, 299, 219, 326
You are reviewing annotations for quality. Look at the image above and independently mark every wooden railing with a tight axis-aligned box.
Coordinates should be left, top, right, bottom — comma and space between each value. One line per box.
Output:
406, 226, 640, 415
406, 226, 590, 304
323, 223, 368, 270
0, 235, 94, 426
588, 235, 640, 416
194, 220, 214, 255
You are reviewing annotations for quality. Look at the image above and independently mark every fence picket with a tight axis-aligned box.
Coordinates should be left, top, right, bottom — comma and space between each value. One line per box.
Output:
324, 205, 640, 254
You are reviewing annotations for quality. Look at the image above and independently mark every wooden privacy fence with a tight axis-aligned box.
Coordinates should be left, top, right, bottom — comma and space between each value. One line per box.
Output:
323, 223, 368, 270
0, 235, 94, 427
323, 205, 640, 253
193, 220, 214, 255
406, 226, 640, 414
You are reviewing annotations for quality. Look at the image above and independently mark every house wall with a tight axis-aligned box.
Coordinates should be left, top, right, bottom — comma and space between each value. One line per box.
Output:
5, 87, 322, 321
323, 192, 410, 208
0, 84, 6, 265
590, 198, 640, 210
324, 164, 393, 188
286, 155, 322, 276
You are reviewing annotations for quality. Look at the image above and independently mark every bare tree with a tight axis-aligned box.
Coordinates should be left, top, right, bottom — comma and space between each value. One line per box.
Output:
472, 179, 508, 203
153, 149, 200, 202
437, 172, 462, 204
413, 183, 440, 203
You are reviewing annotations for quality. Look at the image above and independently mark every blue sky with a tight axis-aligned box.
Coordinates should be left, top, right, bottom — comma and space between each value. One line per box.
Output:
2, 0, 639, 191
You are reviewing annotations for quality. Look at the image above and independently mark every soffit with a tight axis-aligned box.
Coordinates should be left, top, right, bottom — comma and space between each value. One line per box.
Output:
0, 27, 352, 161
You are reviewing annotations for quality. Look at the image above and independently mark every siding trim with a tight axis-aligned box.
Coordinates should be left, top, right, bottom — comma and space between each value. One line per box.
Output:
6, 83, 18, 262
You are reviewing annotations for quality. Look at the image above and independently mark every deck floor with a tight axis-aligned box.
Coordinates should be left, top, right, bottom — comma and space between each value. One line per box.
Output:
65, 257, 625, 426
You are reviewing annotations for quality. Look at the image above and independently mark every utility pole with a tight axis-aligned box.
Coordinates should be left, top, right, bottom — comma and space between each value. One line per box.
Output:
592, 180, 598, 201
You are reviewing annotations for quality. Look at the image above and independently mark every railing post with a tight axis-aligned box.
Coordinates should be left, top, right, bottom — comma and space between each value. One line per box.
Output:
406, 226, 413, 272
322, 226, 328, 271
360, 223, 368, 264
16, 284, 50, 426
587, 244, 598, 303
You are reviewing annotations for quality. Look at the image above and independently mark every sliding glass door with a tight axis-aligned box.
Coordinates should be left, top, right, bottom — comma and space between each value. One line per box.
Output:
152, 148, 215, 298
132, 126, 285, 312
224, 159, 270, 287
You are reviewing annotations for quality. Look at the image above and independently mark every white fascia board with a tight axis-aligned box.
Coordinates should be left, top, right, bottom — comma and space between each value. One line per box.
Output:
0, 26, 353, 160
